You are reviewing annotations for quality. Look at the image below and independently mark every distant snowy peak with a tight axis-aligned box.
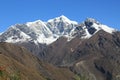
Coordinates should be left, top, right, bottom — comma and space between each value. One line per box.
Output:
85, 18, 100, 25
26, 20, 45, 27
46, 15, 78, 36
84, 18, 116, 34
26, 20, 53, 37
0, 26, 31, 43
48, 15, 78, 24
71, 18, 116, 39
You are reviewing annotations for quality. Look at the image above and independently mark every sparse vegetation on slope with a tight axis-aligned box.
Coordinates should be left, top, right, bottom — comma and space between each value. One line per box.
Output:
0, 42, 75, 80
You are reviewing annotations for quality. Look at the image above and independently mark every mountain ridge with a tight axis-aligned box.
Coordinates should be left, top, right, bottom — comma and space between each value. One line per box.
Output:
0, 15, 116, 45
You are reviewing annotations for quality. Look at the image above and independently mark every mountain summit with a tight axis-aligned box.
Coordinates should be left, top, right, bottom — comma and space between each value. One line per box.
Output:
48, 15, 78, 24
0, 16, 116, 44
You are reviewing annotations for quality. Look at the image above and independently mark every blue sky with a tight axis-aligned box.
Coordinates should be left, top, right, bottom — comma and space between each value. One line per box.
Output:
0, 0, 119, 32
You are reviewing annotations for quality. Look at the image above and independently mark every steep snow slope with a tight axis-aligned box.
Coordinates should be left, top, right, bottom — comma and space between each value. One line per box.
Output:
46, 15, 78, 37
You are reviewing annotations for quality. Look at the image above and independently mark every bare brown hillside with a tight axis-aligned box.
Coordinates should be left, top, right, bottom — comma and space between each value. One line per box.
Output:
41, 30, 120, 80
0, 42, 75, 80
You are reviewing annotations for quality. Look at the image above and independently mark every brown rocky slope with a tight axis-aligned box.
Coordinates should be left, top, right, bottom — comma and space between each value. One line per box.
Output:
41, 30, 120, 80
0, 42, 75, 80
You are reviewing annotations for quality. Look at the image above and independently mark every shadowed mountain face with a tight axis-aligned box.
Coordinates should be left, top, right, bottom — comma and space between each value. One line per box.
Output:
0, 42, 75, 80
70, 31, 120, 80
40, 30, 120, 80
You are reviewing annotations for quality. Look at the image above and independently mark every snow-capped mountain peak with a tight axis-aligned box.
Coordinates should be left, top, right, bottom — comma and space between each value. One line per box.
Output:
46, 15, 78, 38
84, 18, 116, 34
0, 16, 117, 45
85, 18, 100, 24
70, 18, 116, 39
48, 15, 78, 24
26, 20, 45, 26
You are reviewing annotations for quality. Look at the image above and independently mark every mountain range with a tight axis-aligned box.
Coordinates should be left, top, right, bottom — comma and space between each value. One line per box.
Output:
0, 15, 120, 80
0, 15, 115, 44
